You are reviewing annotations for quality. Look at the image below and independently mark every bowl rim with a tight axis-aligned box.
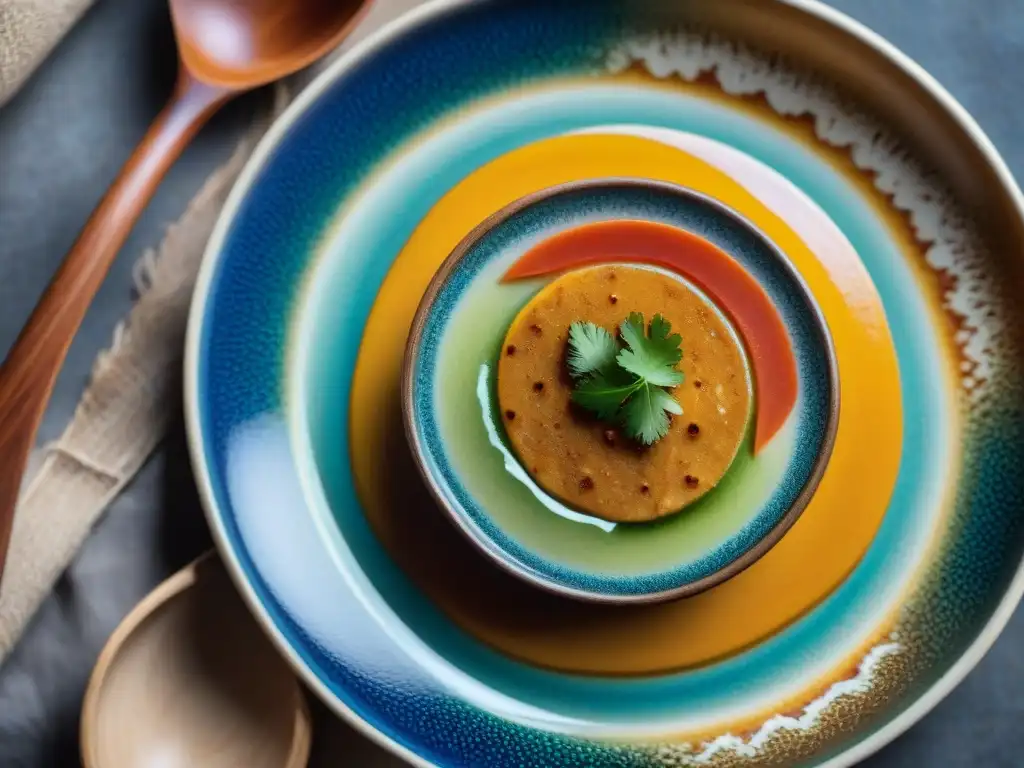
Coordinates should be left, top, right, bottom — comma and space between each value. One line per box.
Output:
400, 176, 840, 606
182, 1, 1024, 766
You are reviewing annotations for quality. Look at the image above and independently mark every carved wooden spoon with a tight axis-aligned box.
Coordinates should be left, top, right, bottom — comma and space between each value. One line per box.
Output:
0, 0, 373, 583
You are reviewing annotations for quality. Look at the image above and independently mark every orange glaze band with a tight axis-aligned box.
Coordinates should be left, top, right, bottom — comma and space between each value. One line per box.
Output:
502, 219, 798, 453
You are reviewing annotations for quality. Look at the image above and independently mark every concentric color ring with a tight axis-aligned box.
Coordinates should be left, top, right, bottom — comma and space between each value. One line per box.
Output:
293, 79, 942, 732
350, 131, 899, 673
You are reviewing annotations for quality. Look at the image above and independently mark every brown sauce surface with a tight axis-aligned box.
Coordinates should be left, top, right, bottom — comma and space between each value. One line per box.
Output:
497, 265, 752, 523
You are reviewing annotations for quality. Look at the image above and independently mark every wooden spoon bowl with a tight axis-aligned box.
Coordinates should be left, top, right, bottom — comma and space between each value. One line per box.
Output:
81, 553, 311, 768
173, 0, 371, 88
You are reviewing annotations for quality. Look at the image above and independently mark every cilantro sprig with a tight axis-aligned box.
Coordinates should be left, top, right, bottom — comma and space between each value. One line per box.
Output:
567, 313, 684, 445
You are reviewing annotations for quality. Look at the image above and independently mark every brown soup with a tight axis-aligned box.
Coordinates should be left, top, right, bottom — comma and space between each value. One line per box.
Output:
497, 265, 752, 523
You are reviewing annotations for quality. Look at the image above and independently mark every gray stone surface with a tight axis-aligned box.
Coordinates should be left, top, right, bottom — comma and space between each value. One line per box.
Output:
0, 0, 1021, 765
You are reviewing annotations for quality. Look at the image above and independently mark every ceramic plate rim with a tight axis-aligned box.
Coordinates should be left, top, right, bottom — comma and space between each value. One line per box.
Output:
182, 1, 1024, 766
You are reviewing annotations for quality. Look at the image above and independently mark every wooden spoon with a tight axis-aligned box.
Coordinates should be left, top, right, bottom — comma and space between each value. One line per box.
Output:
0, 0, 374, 583
81, 552, 312, 768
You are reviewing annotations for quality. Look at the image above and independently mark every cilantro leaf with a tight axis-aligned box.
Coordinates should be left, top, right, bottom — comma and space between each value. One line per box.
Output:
564, 312, 685, 446
571, 369, 641, 420
567, 321, 620, 379
617, 313, 685, 388
620, 385, 682, 445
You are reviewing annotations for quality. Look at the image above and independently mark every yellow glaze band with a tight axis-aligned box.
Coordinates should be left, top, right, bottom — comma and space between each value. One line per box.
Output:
349, 133, 902, 674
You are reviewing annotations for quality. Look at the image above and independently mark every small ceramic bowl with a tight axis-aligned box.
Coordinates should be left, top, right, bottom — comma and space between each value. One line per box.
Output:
402, 178, 839, 604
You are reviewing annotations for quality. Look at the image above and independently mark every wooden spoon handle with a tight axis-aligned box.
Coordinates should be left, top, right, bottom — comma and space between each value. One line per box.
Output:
0, 71, 232, 584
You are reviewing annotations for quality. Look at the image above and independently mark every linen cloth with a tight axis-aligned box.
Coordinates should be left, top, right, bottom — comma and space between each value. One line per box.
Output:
0, 0, 94, 106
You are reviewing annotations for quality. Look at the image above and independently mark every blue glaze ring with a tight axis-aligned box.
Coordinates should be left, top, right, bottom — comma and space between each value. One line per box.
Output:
405, 179, 839, 602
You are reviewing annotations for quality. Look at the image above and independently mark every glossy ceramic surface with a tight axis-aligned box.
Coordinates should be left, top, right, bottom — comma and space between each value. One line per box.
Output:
404, 179, 838, 603
185, 1, 1024, 766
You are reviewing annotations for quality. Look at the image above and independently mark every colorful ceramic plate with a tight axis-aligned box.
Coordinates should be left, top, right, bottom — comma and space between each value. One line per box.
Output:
185, 1, 1024, 766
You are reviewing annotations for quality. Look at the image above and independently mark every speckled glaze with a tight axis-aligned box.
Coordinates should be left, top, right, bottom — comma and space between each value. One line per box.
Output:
184, 1, 1024, 767
403, 180, 837, 603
